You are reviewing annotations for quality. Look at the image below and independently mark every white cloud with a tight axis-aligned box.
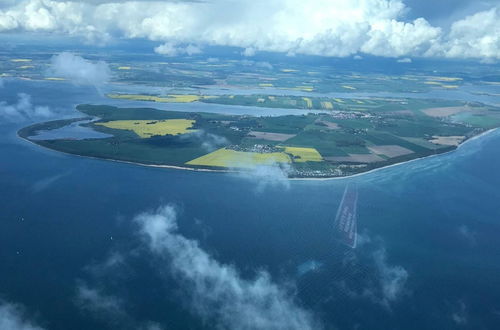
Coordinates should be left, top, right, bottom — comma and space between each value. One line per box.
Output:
49, 52, 110, 86
242, 47, 256, 57
431, 8, 500, 61
154, 42, 202, 56
256, 61, 273, 70
361, 18, 441, 57
337, 233, 409, 308
178, 130, 228, 151
397, 57, 412, 63
451, 300, 468, 325
458, 224, 476, 245
0, 301, 45, 330
30, 171, 70, 193
373, 247, 408, 305
75, 283, 125, 319
0, 93, 53, 122
236, 163, 292, 193
0, 0, 497, 60
135, 205, 319, 330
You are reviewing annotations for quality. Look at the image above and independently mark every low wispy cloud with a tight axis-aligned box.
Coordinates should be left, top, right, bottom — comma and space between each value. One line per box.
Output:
182, 130, 228, 151
397, 57, 412, 63
76, 283, 125, 321
458, 224, 477, 246
49, 52, 110, 87
0, 301, 45, 330
30, 171, 71, 194
240, 60, 274, 70
451, 300, 468, 325
0, 93, 53, 122
154, 43, 202, 56
135, 205, 319, 330
337, 233, 409, 309
75, 252, 162, 330
256, 61, 274, 70
236, 162, 292, 193
372, 247, 409, 306
242, 47, 256, 57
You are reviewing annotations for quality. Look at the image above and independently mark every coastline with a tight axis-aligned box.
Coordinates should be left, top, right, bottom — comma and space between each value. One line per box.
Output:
17, 128, 498, 182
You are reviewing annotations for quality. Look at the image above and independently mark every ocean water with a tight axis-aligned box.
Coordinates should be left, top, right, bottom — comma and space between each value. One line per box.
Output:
1, 80, 500, 329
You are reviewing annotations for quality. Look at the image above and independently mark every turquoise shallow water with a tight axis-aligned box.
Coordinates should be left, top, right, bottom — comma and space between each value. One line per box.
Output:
1, 80, 500, 329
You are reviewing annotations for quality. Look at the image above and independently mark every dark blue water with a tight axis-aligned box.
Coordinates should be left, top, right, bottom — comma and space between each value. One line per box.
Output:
1, 80, 500, 329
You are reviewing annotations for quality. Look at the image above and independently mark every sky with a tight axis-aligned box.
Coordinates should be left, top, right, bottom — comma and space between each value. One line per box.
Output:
0, 0, 498, 60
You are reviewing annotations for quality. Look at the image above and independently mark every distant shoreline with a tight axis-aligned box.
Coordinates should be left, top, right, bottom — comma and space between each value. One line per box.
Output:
17, 128, 498, 181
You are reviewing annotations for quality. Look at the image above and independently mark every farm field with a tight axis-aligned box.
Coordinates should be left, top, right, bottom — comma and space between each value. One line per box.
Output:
284, 147, 323, 162
186, 148, 291, 168
95, 119, 196, 138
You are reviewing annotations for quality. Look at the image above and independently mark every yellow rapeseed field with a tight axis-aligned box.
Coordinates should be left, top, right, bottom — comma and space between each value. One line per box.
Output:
297, 85, 314, 92
321, 101, 334, 110
284, 147, 323, 162
186, 148, 291, 168
96, 119, 196, 138
429, 76, 462, 82
302, 97, 313, 108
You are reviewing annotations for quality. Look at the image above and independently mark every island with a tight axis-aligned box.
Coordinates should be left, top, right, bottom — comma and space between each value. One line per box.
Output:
18, 99, 500, 178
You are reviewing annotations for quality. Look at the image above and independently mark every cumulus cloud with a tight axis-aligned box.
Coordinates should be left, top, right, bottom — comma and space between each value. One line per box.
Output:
0, 93, 53, 122
397, 57, 412, 63
49, 52, 110, 86
431, 8, 500, 61
242, 47, 256, 57
135, 205, 319, 330
0, 0, 497, 60
0, 301, 45, 330
154, 42, 202, 56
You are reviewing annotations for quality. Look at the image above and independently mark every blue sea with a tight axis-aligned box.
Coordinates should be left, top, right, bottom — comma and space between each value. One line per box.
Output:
1, 79, 500, 329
